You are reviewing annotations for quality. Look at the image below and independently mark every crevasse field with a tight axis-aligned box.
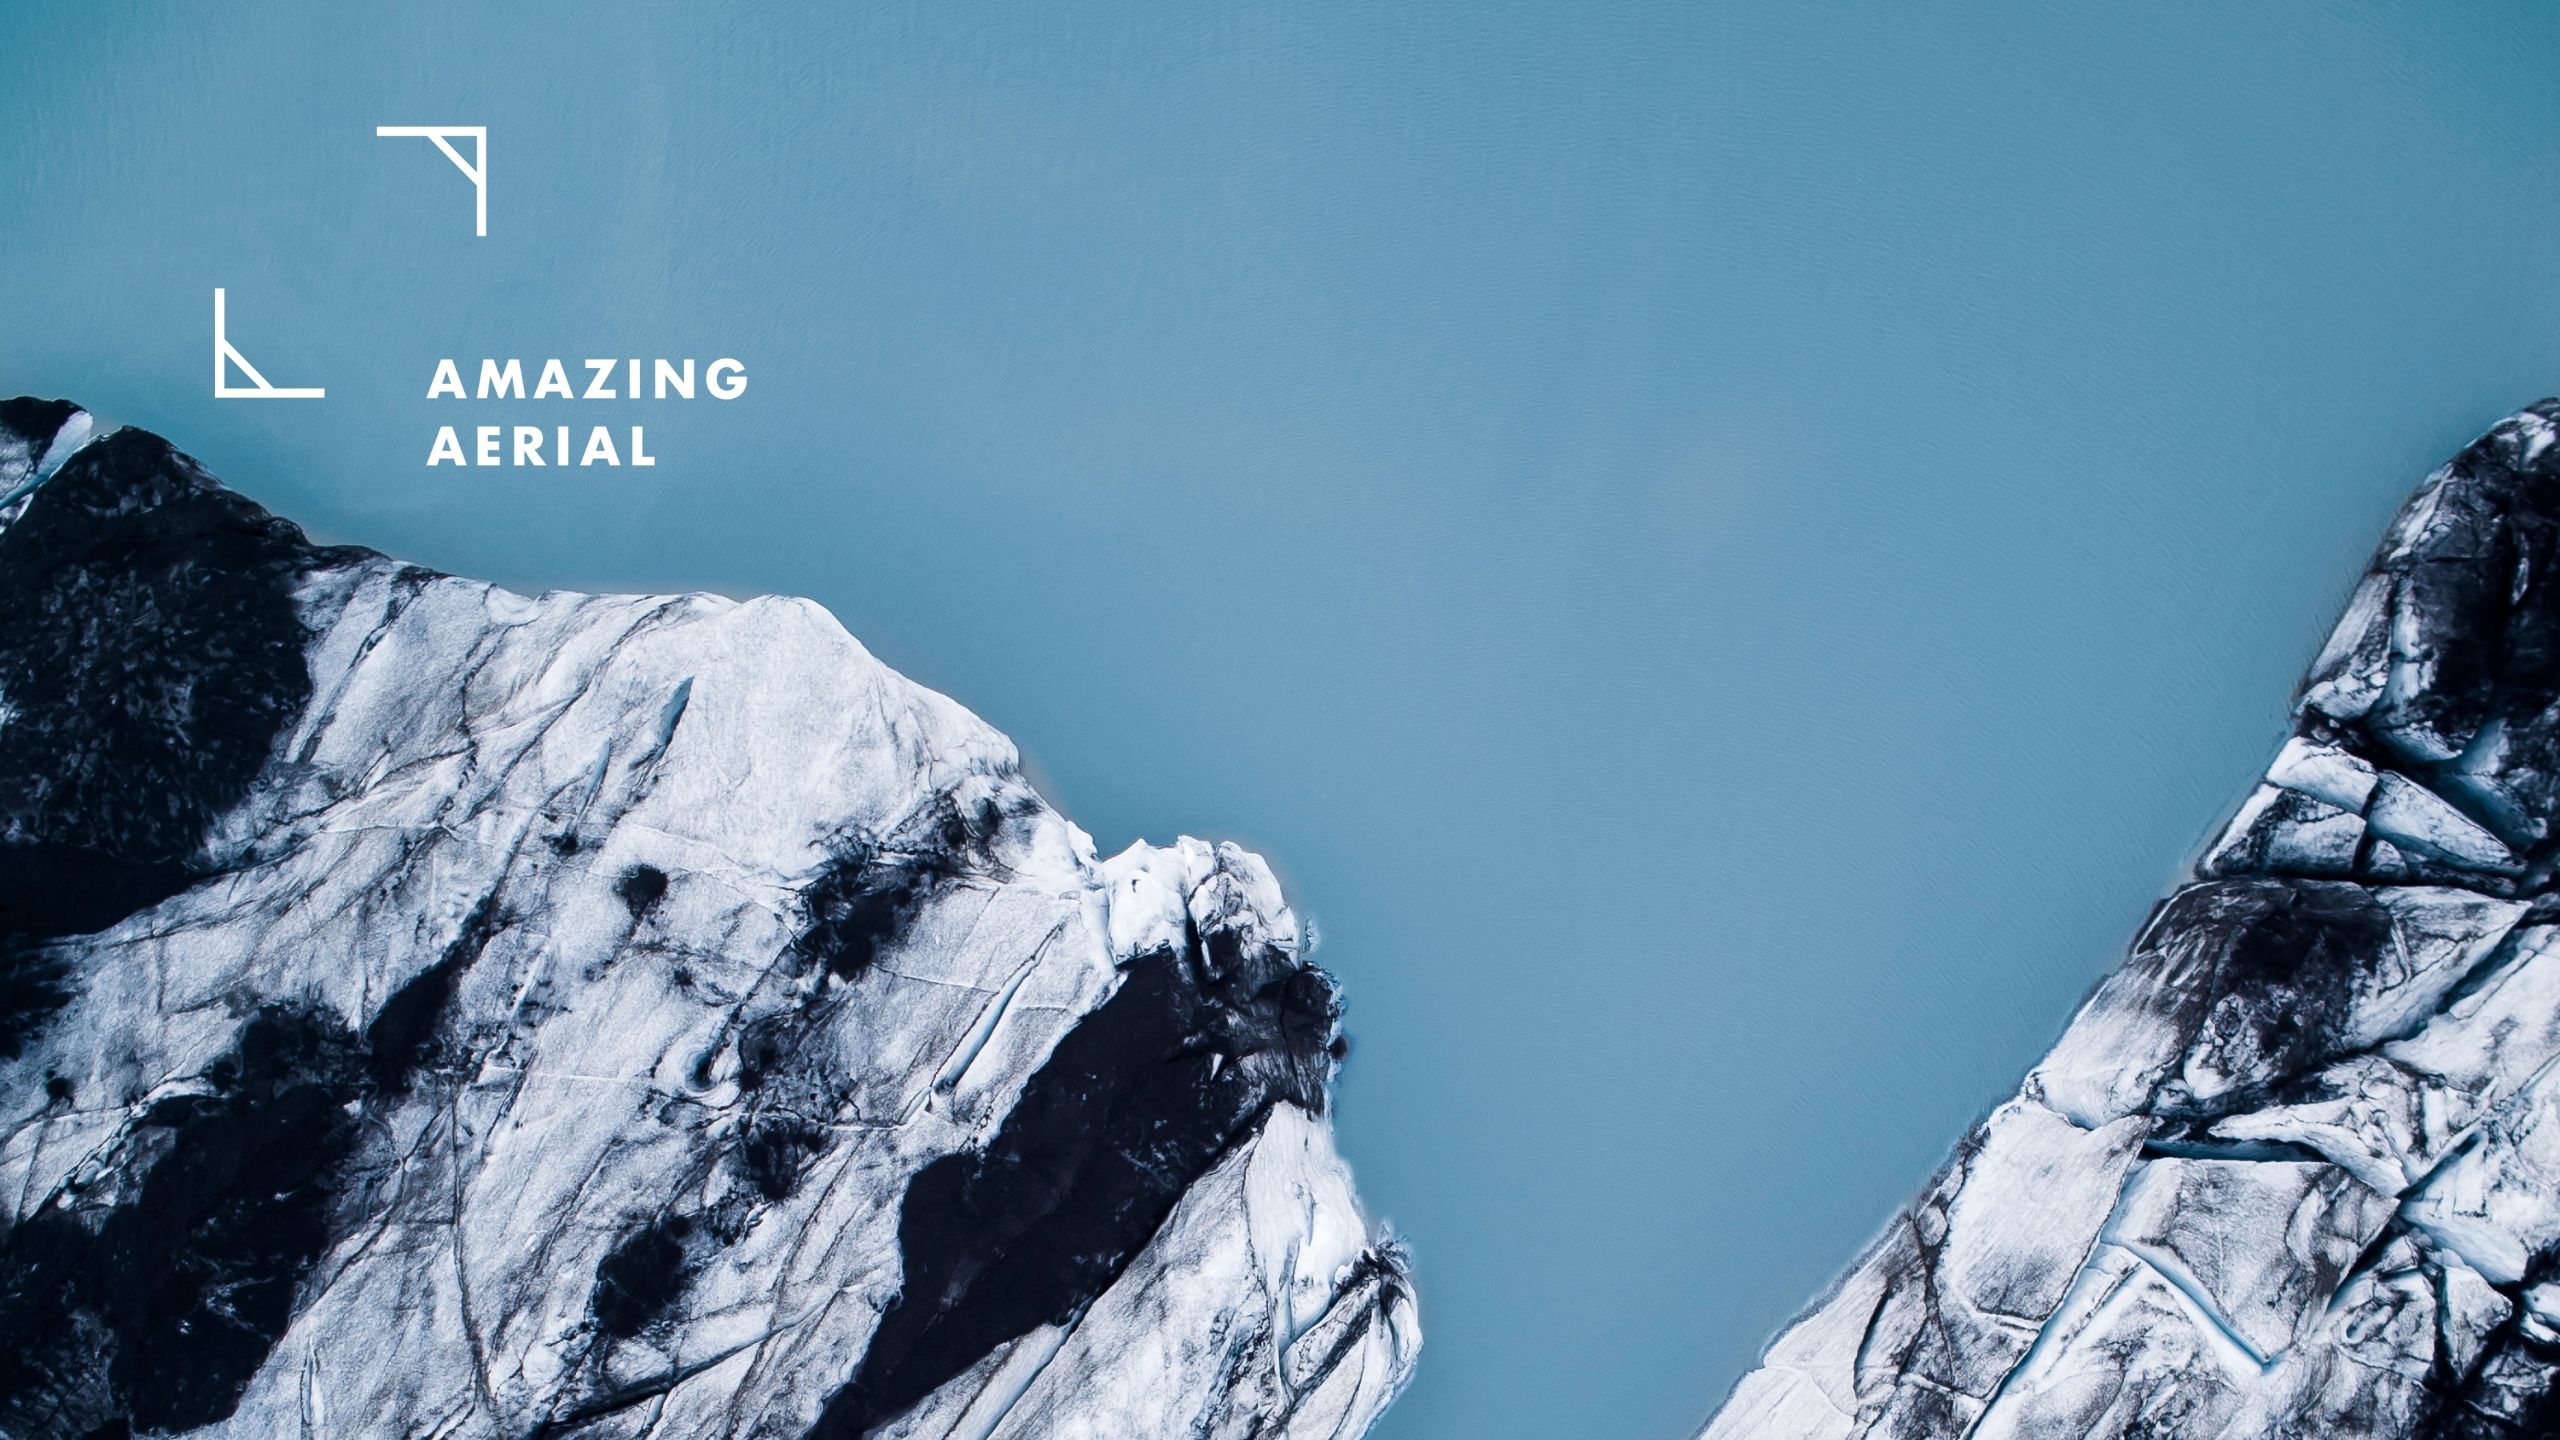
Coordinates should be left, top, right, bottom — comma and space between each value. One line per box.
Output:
6, 5, 2560, 1435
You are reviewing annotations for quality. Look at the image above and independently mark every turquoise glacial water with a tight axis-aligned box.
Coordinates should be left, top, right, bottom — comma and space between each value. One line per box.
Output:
7, 4, 2560, 1435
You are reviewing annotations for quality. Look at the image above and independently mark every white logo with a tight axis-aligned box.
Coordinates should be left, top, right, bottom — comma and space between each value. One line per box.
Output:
213, 289, 325, 399
375, 125, 488, 237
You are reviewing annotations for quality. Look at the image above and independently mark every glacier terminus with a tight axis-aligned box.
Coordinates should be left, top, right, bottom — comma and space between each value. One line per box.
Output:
0, 397, 1417, 1440
1704, 403, 2560, 1439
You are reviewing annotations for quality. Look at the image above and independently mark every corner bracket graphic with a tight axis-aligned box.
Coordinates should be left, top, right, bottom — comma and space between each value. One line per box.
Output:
375, 125, 488, 237
213, 289, 326, 399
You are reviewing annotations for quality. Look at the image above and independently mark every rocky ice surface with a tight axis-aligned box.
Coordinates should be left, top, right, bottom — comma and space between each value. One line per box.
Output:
0, 398, 1417, 1439
1702, 401, 2560, 1439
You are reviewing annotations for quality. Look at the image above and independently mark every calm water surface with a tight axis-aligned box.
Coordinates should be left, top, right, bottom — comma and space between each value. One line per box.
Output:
6, 5, 2560, 1435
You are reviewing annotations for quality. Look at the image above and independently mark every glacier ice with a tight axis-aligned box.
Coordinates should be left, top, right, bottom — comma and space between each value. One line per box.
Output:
0, 397, 1416, 1439
1702, 400, 2560, 1440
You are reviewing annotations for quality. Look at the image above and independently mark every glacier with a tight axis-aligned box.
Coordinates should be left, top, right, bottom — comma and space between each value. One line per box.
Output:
1702, 401, 2560, 1438
0, 397, 1417, 1439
